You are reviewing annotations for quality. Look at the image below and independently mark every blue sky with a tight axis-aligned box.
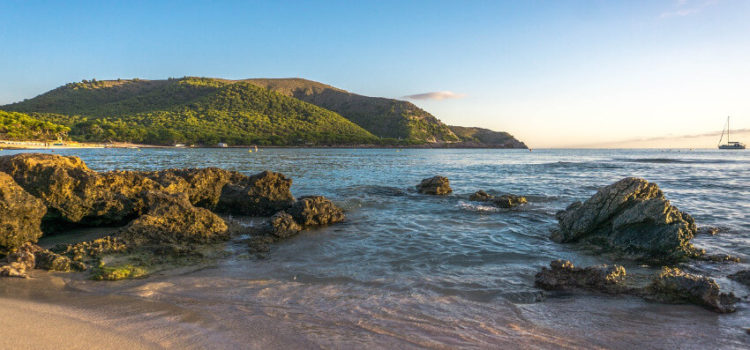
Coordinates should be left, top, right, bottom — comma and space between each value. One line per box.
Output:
1, 0, 748, 147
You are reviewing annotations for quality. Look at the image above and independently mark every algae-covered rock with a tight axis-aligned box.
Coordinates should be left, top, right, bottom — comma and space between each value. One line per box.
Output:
0, 153, 161, 228
534, 260, 627, 294
416, 176, 452, 195
145, 167, 234, 208
56, 236, 128, 262
494, 194, 527, 209
553, 177, 697, 263
217, 170, 295, 216
0, 171, 47, 255
121, 192, 228, 245
268, 211, 302, 238
288, 196, 345, 226
34, 249, 84, 272
647, 267, 738, 313
92, 264, 147, 281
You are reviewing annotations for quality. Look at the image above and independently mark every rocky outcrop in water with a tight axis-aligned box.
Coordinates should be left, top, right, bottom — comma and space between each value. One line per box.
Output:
0, 172, 47, 255
647, 267, 738, 313
0, 153, 340, 280
535, 260, 738, 313
469, 190, 527, 208
216, 170, 295, 216
534, 260, 628, 294
417, 176, 452, 195
553, 177, 697, 263
121, 192, 228, 245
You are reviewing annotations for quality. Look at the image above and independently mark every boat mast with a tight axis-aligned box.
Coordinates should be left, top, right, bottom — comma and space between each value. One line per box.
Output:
727, 116, 731, 142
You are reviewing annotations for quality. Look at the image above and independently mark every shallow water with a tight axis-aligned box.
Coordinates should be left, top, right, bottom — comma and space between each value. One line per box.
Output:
2, 148, 749, 348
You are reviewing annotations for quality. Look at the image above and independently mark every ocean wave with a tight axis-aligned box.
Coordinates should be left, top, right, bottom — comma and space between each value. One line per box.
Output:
615, 158, 739, 164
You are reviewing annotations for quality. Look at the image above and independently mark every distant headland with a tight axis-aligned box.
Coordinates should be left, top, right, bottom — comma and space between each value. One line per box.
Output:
0, 77, 527, 149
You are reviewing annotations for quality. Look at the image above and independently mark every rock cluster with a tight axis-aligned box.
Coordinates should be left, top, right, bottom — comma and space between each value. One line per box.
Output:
552, 177, 697, 263
0, 153, 344, 280
469, 190, 527, 208
416, 176, 452, 195
535, 260, 738, 313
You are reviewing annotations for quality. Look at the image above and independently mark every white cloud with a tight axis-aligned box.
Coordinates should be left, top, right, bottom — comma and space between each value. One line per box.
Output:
403, 91, 466, 100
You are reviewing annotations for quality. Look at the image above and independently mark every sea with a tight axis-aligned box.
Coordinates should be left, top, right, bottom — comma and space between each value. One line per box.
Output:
1, 148, 749, 349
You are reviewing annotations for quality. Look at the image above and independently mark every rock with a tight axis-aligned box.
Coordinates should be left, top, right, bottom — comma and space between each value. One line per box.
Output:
416, 176, 452, 195
34, 249, 84, 272
728, 270, 750, 287
697, 226, 722, 235
268, 211, 302, 238
217, 170, 295, 216
647, 267, 738, 313
0, 172, 47, 255
121, 192, 228, 245
494, 194, 527, 209
534, 260, 627, 294
145, 168, 233, 209
0, 153, 161, 228
469, 190, 493, 201
287, 196, 345, 226
0, 243, 39, 278
55, 236, 128, 262
553, 177, 697, 263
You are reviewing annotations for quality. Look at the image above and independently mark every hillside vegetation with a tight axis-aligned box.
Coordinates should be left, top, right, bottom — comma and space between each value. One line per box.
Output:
448, 126, 527, 148
4, 78, 378, 145
245, 78, 460, 142
0, 110, 70, 141
3, 77, 527, 147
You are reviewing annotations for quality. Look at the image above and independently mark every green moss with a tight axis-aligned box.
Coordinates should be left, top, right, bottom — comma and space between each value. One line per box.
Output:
91, 264, 148, 281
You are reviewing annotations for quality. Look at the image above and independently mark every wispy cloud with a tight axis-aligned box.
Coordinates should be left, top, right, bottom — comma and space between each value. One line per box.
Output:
660, 0, 717, 18
403, 91, 466, 101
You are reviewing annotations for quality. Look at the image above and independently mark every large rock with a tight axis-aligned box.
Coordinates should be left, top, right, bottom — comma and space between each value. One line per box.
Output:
553, 177, 697, 263
287, 196, 345, 226
145, 168, 234, 209
534, 260, 627, 294
0, 153, 161, 228
0, 172, 47, 255
121, 192, 228, 245
416, 176, 452, 195
647, 267, 738, 313
216, 170, 295, 216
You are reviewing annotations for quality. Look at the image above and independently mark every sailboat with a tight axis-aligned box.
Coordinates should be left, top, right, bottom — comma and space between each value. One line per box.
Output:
718, 116, 746, 150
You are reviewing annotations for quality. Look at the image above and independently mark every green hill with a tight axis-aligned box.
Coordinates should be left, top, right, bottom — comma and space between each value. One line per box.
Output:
3, 78, 378, 146
243, 78, 460, 142
3, 77, 527, 147
0, 110, 70, 141
448, 126, 527, 148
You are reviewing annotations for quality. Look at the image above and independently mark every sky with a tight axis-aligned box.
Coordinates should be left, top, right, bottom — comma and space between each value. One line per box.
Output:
1, 0, 749, 148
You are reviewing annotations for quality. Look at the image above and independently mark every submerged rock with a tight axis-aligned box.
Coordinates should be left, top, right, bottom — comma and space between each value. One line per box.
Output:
647, 267, 738, 313
121, 192, 228, 245
416, 176, 452, 195
494, 194, 528, 209
0, 172, 47, 255
216, 170, 295, 216
534, 260, 628, 294
728, 270, 750, 287
268, 211, 302, 238
553, 177, 697, 263
288, 196, 345, 226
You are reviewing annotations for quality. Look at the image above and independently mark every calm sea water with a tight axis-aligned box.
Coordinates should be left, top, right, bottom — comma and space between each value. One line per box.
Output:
2, 148, 749, 349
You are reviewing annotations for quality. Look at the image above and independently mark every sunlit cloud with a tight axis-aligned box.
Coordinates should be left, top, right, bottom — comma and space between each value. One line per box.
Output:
403, 91, 466, 100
